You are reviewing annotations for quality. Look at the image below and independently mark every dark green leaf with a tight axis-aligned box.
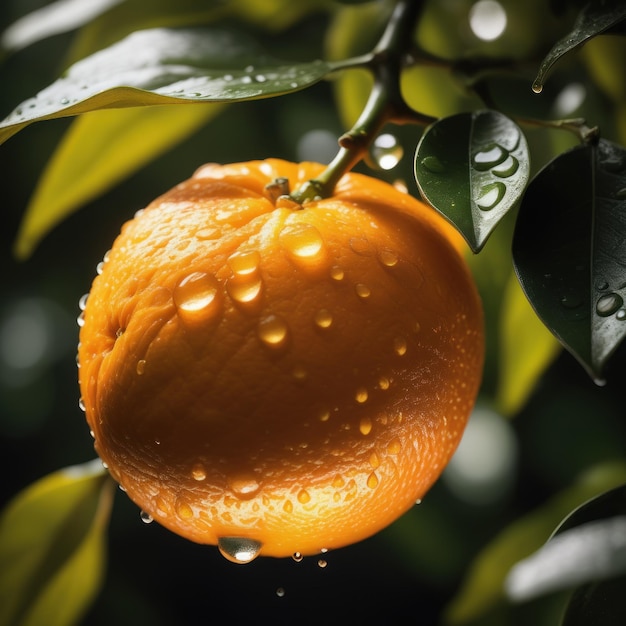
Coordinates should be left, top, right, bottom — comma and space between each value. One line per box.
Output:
0, 460, 114, 626
1, 0, 124, 53
444, 461, 626, 625
0, 27, 333, 146
562, 575, 626, 626
512, 140, 626, 382
505, 515, 626, 602
533, 0, 626, 93
415, 110, 530, 252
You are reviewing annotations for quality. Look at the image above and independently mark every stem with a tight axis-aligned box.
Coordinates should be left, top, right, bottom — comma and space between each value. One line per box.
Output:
290, 0, 430, 204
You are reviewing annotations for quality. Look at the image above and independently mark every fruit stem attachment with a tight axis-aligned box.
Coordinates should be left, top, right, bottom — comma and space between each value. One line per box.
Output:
290, 0, 434, 204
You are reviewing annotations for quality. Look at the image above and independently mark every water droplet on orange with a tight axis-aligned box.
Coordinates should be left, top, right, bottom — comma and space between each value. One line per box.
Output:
355, 283, 371, 299
297, 489, 311, 504
283, 500, 293, 514
378, 248, 399, 267
218, 537, 262, 564
227, 276, 263, 304
355, 388, 369, 404
257, 314, 289, 348
227, 249, 261, 276
279, 223, 325, 259
367, 472, 379, 489
191, 463, 206, 481
314, 309, 333, 329
318, 408, 331, 422
387, 438, 402, 455
175, 498, 194, 519
393, 336, 407, 356
330, 266, 344, 281
173, 272, 220, 319
369, 452, 381, 468
349, 237, 372, 256
228, 475, 260, 498
136, 359, 146, 375
359, 417, 373, 435
378, 376, 390, 390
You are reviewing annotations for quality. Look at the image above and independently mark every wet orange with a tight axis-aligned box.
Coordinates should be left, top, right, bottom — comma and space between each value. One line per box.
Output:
78, 159, 483, 562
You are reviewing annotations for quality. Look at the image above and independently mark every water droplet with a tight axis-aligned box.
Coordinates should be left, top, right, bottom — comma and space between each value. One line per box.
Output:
241, 75, 252, 84
136, 359, 146, 375
227, 250, 261, 276
317, 559, 328, 568
378, 248, 399, 267
283, 500, 293, 514
292, 552, 304, 562
96, 261, 105, 275
173, 272, 220, 317
218, 537, 262, 564
415, 498, 422, 505
596, 292, 624, 317
359, 417, 373, 435
420, 155, 445, 174
472, 144, 507, 170
369, 452, 381, 468
276, 587, 286, 597
140, 510, 153, 524
378, 376, 390, 390
616, 309, 626, 321
350, 237, 372, 256
78, 293, 89, 311
532, 81, 543, 94
279, 223, 325, 260
476, 182, 506, 211
318, 408, 330, 422
387, 438, 402, 454
332, 475, 345, 488
227, 277, 263, 304
295, 489, 312, 505
371, 133, 403, 170
175, 498, 194, 519
76, 312, 85, 327
367, 472, 379, 489
78, 397, 86, 412
60, 97, 70, 105
314, 309, 333, 329
492, 155, 519, 178
255, 74, 267, 83
355, 388, 369, 404
191, 463, 206, 481
596, 281, 610, 291
393, 336, 407, 356
330, 266, 344, 281
257, 314, 289, 348
228, 475, 260, 498
355, 283, 371, 299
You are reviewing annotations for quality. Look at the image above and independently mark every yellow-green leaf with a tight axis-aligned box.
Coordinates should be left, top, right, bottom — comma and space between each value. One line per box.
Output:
444, 461, 626, 625
496, 270, 561, 416
13, 103, 220, 259
0, 459, 115, 626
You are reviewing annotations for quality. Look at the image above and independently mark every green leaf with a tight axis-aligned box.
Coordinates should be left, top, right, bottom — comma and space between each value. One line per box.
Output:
562, 575, 626, 626
13, 103, 220, 259
444, 461, 626, 625
0, 459, 115, 626
415, 110, 530, 252
512, 140, 626, 382
496, 270, 561, 416
506, 515, 626, 603
0, 27, 334, 146
533, 0, 626, 93
0, 0, 124, 54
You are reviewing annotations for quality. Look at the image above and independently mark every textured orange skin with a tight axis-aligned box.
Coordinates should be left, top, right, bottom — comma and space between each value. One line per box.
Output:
78, 159, 483, 559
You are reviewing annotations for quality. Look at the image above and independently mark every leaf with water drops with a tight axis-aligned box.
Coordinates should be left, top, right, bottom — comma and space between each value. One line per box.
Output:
0, 27, 334, 146
532, 0, 626, 93
415, 110, 530, 252
0, 459, 114, 626
513, 139, 626, 381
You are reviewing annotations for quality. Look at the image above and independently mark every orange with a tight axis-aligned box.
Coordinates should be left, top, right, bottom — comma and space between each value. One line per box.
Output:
77, 159, 483, 562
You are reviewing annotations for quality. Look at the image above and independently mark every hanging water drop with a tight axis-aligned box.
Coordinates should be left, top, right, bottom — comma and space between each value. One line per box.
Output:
370, 133, 403, 170
218, 537, 262, 564
173, 272, 221, 320
257, 314, 289, 348
292, 552, 304, 562
140, 510, 153, 524
314, 309, 333, 329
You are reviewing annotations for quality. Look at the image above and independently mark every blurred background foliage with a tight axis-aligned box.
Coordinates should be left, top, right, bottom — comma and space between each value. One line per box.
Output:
1, 0, 626, 623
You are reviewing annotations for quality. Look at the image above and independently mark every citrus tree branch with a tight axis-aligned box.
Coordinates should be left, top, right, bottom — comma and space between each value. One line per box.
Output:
290, 0, 431, 203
